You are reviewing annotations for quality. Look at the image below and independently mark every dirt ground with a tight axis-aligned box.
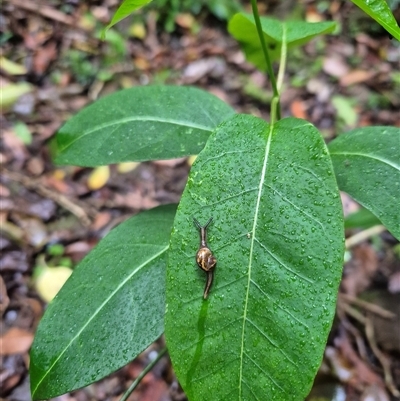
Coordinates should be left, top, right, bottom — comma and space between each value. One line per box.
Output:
1, 1, 399, 400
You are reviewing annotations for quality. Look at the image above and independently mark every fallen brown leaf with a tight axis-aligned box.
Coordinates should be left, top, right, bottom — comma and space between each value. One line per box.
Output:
25, 297, 43, 329
0, 327, 34, 355
340, 70, 376, 86
0, 373, 22, 395
33, 41, 57, 75
0, 276, 10, 317
323, 56, 349, 78
342, 243, 378, 296
2, 129, 28, 162
290, 99, 308, 120
91, 211, 112, 231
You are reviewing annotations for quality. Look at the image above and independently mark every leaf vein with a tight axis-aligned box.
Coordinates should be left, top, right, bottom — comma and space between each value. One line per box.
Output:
214, 274, 248, 294
241, 377, 262, 401
265, 184, 325, 232
189, 356, 241, 384
294, 164, 329, 189
250, 279, 309, 329
245, 317, 296, 367
190, 187, 258, 208
180, 317, 243, 352
213, 233, 250, 252
243, 351, 285, 393
254, 237, 314, 285
196, 149, 260, 169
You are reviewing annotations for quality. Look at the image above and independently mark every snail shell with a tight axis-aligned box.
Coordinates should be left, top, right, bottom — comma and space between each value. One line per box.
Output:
194, 217, 217, 299
196, 247, 217, 272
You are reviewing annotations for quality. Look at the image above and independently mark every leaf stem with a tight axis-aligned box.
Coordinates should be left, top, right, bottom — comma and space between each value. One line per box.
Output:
250, 0, 281, 121
119, 347, 168, 401
270, 24, 287, 124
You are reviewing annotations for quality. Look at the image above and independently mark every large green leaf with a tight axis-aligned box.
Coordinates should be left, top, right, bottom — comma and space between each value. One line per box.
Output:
102, 0, 153, 38
51, 85, 235, 167
165, 115, 344, 400
329, 126, 400, 240
350, 0, 400, 41
30, 204, 176, 400
228, 13, 336, 70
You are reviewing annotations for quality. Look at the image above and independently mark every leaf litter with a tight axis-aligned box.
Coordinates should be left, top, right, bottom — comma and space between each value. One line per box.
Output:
1, 1, 399, 400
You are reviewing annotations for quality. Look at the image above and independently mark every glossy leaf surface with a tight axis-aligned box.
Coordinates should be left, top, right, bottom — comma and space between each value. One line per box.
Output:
228, 13, 336, 69
30, 204, 176, 399
51, 85, 235, 167
350, 0, 400, 41
165, 115, 344, 400
329, 126, 400, 240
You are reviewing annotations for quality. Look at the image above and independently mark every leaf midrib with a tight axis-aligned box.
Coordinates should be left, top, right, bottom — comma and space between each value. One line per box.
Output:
238, 123, 274, 399
329, 151, 400, 171
59, 116, 212, 153
32, 244, 169, 397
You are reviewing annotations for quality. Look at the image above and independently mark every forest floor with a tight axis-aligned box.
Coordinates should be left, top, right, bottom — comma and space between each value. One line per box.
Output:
1, 1, 400, 400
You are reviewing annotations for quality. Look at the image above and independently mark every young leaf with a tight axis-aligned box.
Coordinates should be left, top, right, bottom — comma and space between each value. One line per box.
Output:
102, 0, 153, 39
228, 13, 336, 70
30, 204, 176, 400
329, 126, 400, 240
165, 115, 344, 400
350, 0, 400, 41
51, 85, 235, 167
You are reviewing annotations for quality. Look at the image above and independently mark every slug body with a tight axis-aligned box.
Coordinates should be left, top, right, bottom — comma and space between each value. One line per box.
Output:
194, 217, 217, 299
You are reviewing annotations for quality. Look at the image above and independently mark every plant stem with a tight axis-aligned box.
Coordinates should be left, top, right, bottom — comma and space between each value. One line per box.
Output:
250, 0, 281, 121
270, 24, 287, 124
276, 25, 287, 93
119, 347, 168, 401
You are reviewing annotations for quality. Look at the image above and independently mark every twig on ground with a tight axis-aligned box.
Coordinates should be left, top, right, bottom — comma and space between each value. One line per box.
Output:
345, 225, 386, 249
2, 168, 94, 227
339, 293, 396, 319
337, 306, 369, 360
7, 0, 91, 30
365, 318, 400, 398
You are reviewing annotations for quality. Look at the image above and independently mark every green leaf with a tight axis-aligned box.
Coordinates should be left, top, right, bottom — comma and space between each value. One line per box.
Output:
13, 121, 32, 145
165, 115, 344, 400
228, 13, 336, 70
329, 126, 400, 240
30, 204, 176, 400
331, 96, 358, 127
0, 56, 27, 75
51, 85, 235, 167
102, 0, 153, 39
207, 0, 243, 20
1, 82, 33, 108
350, 0, 400, 41
344, 208, 382, 230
